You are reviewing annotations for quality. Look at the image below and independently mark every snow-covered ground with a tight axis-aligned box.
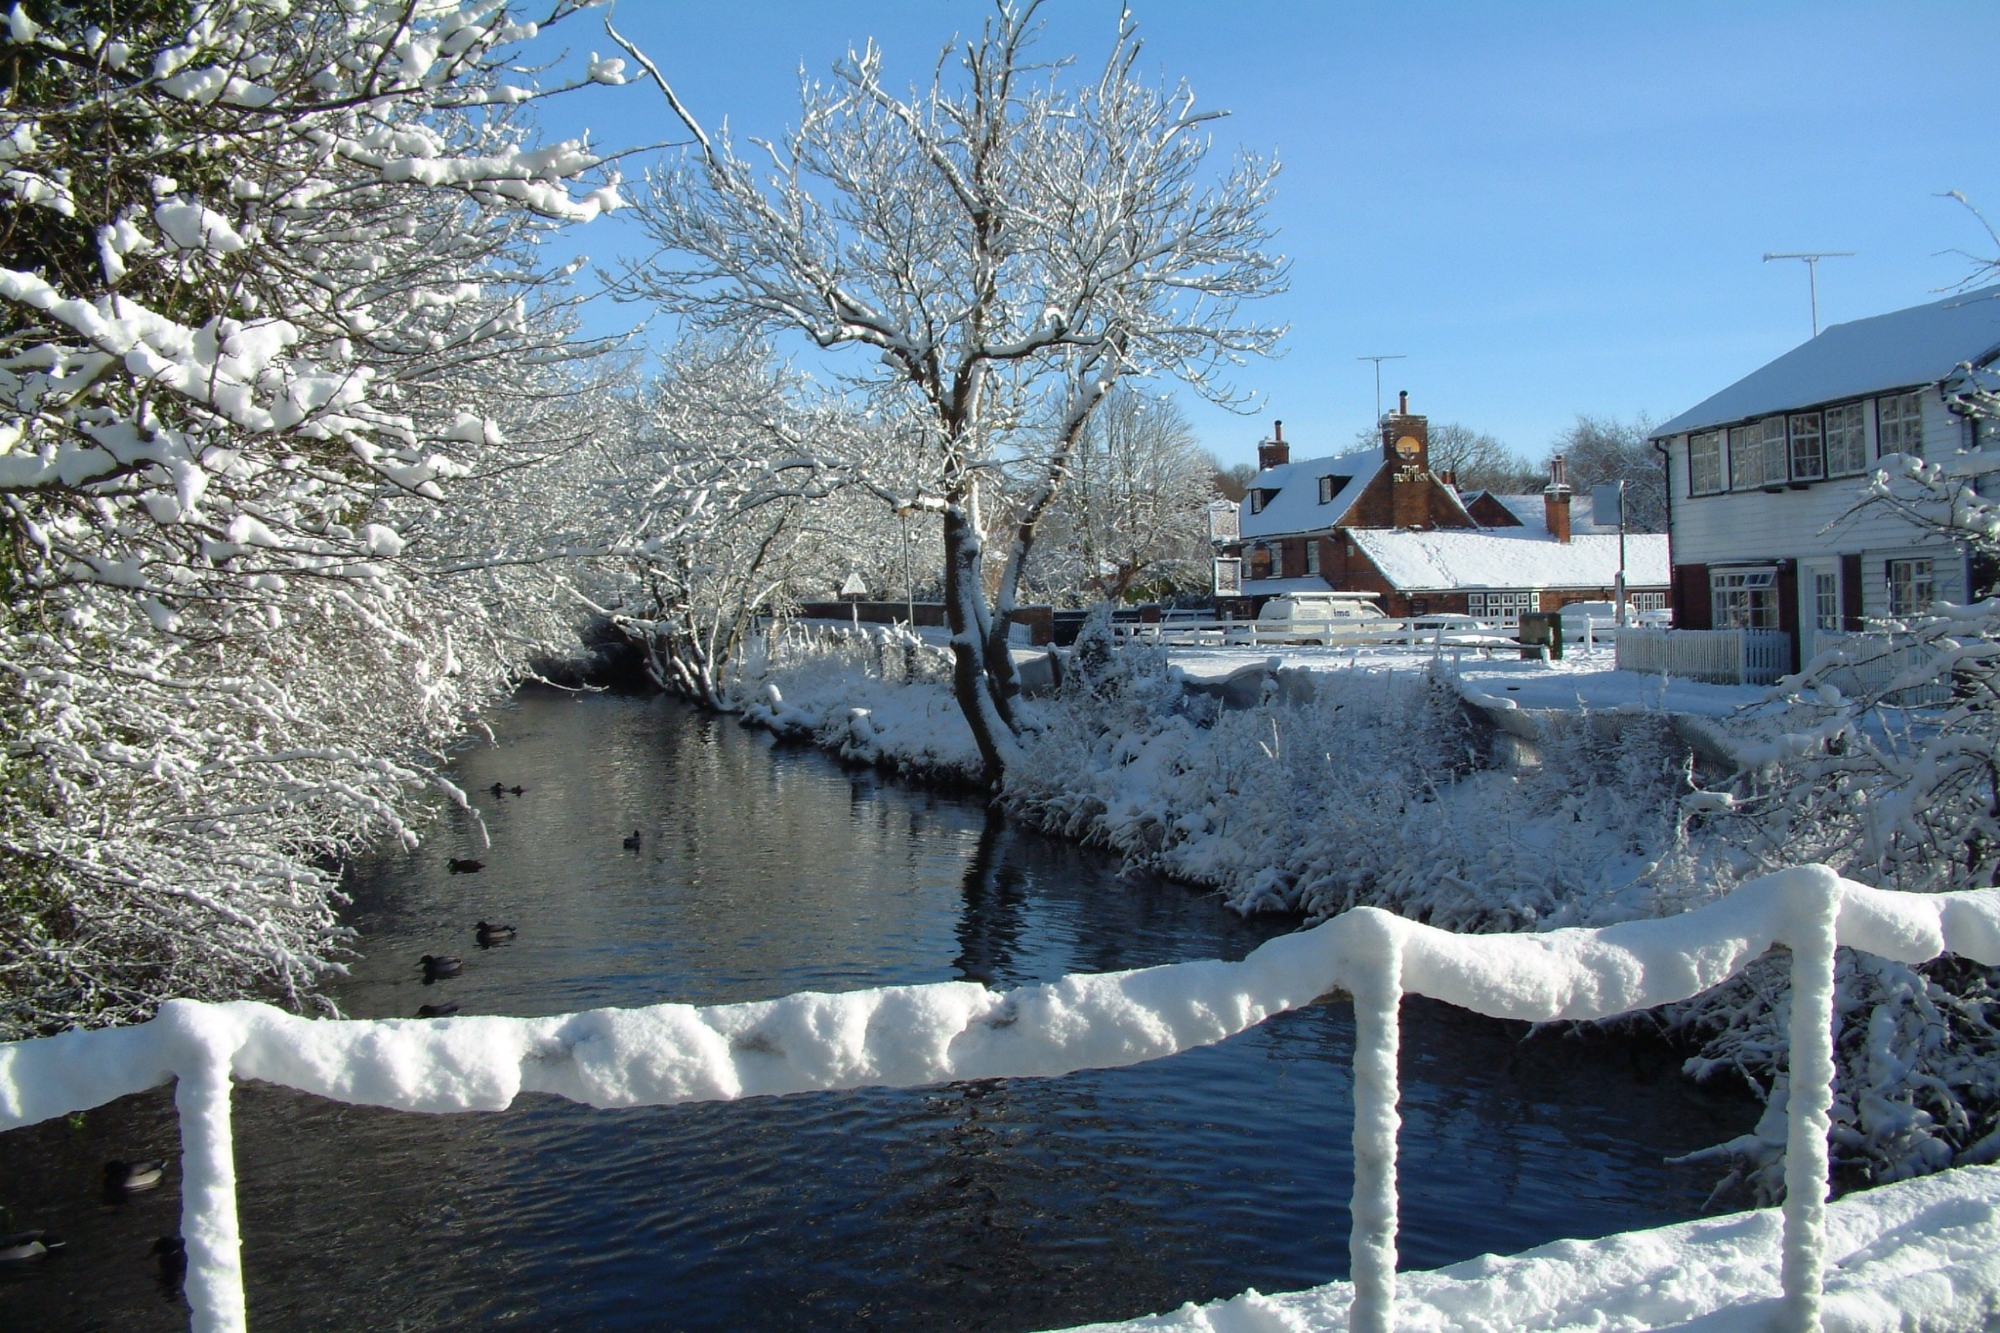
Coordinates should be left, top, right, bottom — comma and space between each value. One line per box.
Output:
1044, 1164, 2000, 1333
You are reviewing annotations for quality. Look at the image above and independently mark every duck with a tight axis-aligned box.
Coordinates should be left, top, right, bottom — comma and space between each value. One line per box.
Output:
418, 954, 463, 978
508, 785, 526, 795
487, 782, 506, 797
104, 1159, 166, 1194
475, 920, 516, 945
415, 1002, 459, 1019
622, 830, 642, 850
151, 1236, 186, 1287
446, 857, 484, 874
0, 1231, 63, 1263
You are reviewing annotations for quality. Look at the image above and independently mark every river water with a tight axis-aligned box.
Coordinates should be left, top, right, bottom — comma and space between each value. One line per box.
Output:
3, 690, 1754, 1332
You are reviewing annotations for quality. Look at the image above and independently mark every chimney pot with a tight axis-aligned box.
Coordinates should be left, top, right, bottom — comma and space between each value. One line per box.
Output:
1544, 452, 1573, 543
1274, 420, 1284, 442
1398, 390, 1408, 415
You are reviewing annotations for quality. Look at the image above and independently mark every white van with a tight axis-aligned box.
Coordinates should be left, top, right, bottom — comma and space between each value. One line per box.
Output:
1249, 593, 1388, 644
1558, 600, 1638, 642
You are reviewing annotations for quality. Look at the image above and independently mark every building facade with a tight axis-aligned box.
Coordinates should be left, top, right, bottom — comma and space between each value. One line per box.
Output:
1226, 396, 1669, 619
1649, 284, 2000, 665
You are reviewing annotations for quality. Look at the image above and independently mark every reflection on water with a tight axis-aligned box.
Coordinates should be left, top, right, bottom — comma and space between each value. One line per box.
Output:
0, 690, 1754, 1332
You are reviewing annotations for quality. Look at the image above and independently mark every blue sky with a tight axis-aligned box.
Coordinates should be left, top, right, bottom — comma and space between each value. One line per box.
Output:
532, 2, 2000, 469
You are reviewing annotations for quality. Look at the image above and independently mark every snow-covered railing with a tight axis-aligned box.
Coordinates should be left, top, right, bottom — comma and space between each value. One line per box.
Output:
4, 867, 1997, 1333
1617, 626, 1795, 685
1111, 615, 1506, 649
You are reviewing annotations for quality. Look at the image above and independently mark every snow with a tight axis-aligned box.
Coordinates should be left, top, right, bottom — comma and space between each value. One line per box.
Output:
1044, 1164, 2000, 1333
1238, 444, 1390, 540
1653, 284, 2000, 439
1486, 491, 1618, 535
4, 868, 2000, 1333
1347, 529, 1670, 593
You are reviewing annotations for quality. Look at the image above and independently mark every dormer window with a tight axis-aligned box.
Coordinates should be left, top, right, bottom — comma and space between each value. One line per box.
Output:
1318, 475, 1351, 504
1248, 489, 1273, 514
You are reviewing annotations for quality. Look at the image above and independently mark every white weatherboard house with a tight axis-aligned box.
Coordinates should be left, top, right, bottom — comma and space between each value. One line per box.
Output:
1651, 285, 2000, 665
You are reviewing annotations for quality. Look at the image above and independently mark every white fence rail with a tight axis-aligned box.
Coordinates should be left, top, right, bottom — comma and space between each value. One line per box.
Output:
1112, 615, 1509, 650
1616, 627, 1795, 685
3, 867, 1997, 1333
1809, 631, 1953, 706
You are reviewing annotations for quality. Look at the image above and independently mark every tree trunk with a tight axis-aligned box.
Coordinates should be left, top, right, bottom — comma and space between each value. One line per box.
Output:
942, 504, 1020, 784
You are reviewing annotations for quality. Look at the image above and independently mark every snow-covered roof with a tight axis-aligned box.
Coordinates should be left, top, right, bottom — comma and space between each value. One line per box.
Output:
1489, 492, 1615, 534
1653, 285, 2000, 438
1238, 445, 1388, 539
1348, 530, 1670, 592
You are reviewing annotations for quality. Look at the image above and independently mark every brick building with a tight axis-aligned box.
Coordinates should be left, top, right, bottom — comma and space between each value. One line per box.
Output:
1226, 395, 1669, 620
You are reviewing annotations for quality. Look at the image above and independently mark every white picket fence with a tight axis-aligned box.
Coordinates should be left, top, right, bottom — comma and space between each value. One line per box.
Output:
1808, 631, 1953, 707
2, 867, 1996, 1333
1616, 627, 1795, 685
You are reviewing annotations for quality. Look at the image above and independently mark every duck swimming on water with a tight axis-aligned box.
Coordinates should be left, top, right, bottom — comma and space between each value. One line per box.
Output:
0, 1231, 63, 1264
416, 1002, 459, 1018
475, 920, 516, 945
418, 954, 463, 978
104, 1160, 165, 1195
622, 830, 642, 850
446, 857, 484, 874
152, 1236, 186, 1288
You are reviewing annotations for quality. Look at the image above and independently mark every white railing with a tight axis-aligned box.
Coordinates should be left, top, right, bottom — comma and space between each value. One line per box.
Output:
1617, 627, 1795, 685
1808, 631, 1953, 707
3, 867, 1997, 1333
1112, 615, 1508, 650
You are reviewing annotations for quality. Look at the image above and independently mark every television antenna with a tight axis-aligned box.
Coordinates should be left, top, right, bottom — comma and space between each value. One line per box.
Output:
1762, 252, 1854, 338
1356, 354, 1407, 419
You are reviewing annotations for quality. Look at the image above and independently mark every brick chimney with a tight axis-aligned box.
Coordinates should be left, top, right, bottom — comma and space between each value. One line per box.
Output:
1383, 392, 1432, 528
1544, 453, 1572, 543
1380, 391, 1428, 469
1257, 420, 1290, 471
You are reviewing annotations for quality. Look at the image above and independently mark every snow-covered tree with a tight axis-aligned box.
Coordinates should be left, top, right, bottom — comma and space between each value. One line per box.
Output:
1544, 414, 1665, 532
619, 1, 1284, 782
0, 0, 645, 1033
1024, 386, 1212, 605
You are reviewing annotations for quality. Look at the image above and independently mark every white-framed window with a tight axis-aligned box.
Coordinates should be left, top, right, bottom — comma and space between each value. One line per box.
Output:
1631, 591, 1668, 613
1878, 392, 1924, 457
1248, 489, 1270, 514
1887, 558, 1935, 618
1305, 540, 1321, 575
1814, 572, 1839, 630
1689, 430, 1725, 495
1789, 411, 1824, 481
1730, 418, 1787, 489
1711, 567, 1778, 629
1824, 402, 1867, 475
1317, 474, 1349, 504
1467, 589, 1539, 623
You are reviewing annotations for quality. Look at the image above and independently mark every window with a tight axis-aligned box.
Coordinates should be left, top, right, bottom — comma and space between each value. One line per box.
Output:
1468, 589, 1538, 623
1788, 411, 1824, 481
1248, 544, 1272, 579
1887, 558, 1935, 618
1317, 474, 1350, 504
1711, 568, 1778, 629
1689, 430, 1725, 495
1730, 418, 1787, 489
1824, 402, 1867, 475
1248, 489, 1270, 514
1878, 392, 1923, 457
1305, 540, 1321, 575
1815, 572, 1838, 630
1631, 591, 1668, 613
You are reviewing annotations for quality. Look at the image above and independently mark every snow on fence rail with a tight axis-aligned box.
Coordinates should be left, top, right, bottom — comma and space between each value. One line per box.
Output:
4, 867, 1998, 1333
1617, 626, 1795, 685
1111, 615, 1505, 650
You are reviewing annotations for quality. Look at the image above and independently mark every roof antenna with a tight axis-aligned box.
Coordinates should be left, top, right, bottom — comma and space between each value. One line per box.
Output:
1356, 354, 1407, 419
1763, 252, 1854, 338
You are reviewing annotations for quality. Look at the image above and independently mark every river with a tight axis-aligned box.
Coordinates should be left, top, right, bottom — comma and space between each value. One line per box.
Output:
1, 689, 1754, 1331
